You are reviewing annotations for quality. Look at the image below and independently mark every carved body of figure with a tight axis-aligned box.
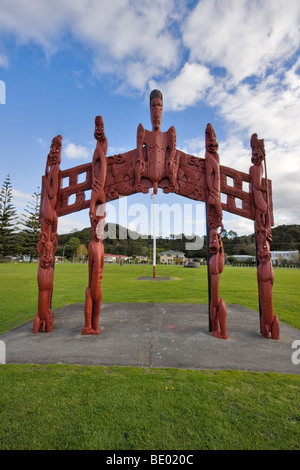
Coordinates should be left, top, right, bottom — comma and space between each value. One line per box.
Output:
33, 232, 58, 333
135, 90, 178, 194
82, 116, 108, 335
250, 133, 279, 339
41, 135, 62, 234
89, 116, 108, 224
205, 124, 223, 231
257, 249, 280, 339
208, 229, 228, 339
33, 135, 62, 333
204, 124, 227, 339
249, 134, 268, 229
82, 211, 105, 335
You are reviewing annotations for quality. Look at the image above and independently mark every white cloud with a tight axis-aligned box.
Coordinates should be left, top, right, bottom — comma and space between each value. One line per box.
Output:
63, 142, 90, 160
182, 0, 300, 83
151, 63, 213, 111
0, 0, 181, 89
12, 188, 32, 211
58, 212, 88, 234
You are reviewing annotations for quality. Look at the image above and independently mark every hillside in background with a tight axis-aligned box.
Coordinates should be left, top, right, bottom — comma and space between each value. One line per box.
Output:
56, 224, 300, 260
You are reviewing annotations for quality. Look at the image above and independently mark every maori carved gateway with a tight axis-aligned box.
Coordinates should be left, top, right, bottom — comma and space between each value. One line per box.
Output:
34, 90, 279, 340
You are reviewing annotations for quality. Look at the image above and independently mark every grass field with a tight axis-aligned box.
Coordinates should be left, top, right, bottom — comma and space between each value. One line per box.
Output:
0, 262, 299, 333
0, 365, 299, 450
0, 262, 300, 450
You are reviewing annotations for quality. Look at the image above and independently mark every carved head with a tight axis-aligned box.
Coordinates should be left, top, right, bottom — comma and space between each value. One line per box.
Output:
209, 228, 221, 255
48, 135, 62, 165
205, 123, 218, 153
250, 133, 265, 165
37, 232, 58, 269
150, 89, 163, 131
258, 248, 271, 265
94, 115, 108, 154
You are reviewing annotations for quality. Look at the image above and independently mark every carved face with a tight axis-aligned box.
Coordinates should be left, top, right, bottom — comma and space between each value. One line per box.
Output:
40, 240, 55, 269
150, 97, 163, 131
251, 146, 264, 165
258, 249, 271, 264
250, 134, 265, 165
48, 135, 62, 165
209, 229, 220, 255
94, 115, 105, 141
205, 124, 218, 153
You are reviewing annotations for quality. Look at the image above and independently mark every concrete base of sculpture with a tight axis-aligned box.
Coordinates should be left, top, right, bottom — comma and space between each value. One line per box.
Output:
1, 304, 297, 374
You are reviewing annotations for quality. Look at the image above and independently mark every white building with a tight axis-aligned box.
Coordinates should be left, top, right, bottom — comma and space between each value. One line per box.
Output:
270, 251, 298, 263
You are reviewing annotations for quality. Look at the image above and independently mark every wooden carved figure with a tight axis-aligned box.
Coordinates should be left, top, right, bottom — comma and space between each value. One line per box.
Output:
208, 229, 228, 339
89, 116, 108, 224
249, 134, 270, 230
82, 207, 106, 335
82, 116, 108, 335
205, 124, 227, 339
33, 135, 62, 333
41, 134, 62, 234
205, 123, 223, 231
257, 247, 280, 339
135, 89, 178, 194
250, 134, 279, 339
33, 232, 58, 333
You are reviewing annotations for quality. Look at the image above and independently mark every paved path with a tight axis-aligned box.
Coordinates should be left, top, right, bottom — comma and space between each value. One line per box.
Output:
1, 303, 299, 374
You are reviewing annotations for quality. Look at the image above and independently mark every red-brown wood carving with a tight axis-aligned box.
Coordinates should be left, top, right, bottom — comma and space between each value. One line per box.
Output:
34, 90, 279, 341
33, 135, 62, 333
205, 124, 228, 339
250, 134, 279, 339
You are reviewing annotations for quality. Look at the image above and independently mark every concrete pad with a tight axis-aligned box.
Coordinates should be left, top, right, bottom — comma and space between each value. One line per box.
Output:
0, 303, 299, 374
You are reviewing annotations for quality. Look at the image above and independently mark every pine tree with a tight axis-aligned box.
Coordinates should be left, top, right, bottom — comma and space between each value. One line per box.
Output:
0, 174, 18, 258
18, 189, 41, 262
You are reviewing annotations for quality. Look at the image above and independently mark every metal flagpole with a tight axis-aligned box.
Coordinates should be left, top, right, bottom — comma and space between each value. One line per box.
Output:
152, 189, 156, 278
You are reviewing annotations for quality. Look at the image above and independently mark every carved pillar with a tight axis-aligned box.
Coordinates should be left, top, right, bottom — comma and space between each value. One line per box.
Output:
205, 124, 228, 339
250, 134, 279, 339
33, 135, 62, 333
82, 116, 108, 335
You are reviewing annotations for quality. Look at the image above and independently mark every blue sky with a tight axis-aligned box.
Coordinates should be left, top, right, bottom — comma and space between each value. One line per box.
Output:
0, 0, 300, 239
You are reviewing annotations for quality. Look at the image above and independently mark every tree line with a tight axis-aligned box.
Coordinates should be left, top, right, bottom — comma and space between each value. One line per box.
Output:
1, 174, 299, 262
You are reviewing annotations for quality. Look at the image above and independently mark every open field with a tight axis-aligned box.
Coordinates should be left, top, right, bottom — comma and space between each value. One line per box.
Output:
0, 263, 299, 333
0, 263, 299, 450
0, 365, 299, 450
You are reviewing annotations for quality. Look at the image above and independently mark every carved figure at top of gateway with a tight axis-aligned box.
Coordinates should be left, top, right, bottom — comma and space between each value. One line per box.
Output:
135, 89, 178, 194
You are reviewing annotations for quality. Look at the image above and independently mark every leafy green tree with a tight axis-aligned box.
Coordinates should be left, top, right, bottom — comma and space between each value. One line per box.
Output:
0, 174, 18, 257
64, 236, 81, 260
76, 243, 88, 261
18, 189, 41, 262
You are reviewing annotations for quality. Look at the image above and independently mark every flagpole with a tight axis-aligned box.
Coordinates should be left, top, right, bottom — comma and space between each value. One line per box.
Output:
152, 190, 156, 278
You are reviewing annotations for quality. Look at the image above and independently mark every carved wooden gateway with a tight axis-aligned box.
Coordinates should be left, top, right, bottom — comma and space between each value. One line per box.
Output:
33, 90, 280, 340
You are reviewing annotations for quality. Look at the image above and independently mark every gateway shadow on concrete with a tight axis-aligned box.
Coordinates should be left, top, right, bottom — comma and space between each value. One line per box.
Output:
0, 303, 299, 374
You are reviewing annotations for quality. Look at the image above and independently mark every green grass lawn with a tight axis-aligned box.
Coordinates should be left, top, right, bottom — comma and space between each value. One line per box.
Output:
0, 262, 299, 333
0, 263, 300, 450
0, 365, 299, 450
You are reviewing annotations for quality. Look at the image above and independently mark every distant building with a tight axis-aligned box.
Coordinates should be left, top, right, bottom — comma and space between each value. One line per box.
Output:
104, 254, 130, 264
230, 251, 299, 265
159, 250, 186, 265
230, 255, 256, 262
270, 251, 298, 264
